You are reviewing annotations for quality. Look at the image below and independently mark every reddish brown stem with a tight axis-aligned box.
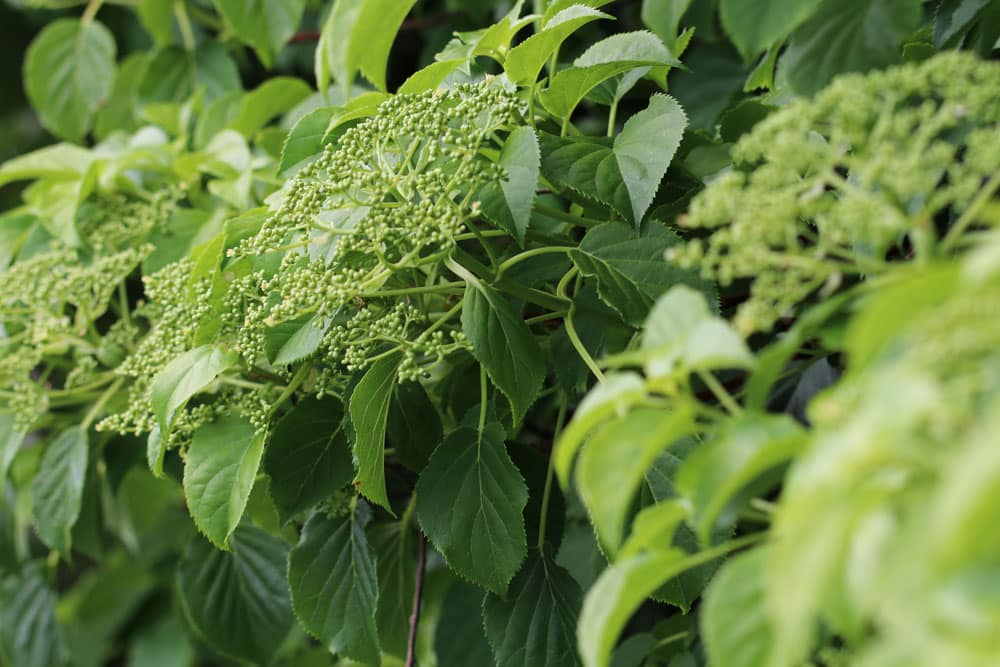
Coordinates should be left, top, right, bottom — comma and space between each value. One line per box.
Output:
289, 11, 465, 44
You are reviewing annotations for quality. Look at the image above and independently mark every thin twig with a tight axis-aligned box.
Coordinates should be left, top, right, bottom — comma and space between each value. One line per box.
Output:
405, 532, 428, 667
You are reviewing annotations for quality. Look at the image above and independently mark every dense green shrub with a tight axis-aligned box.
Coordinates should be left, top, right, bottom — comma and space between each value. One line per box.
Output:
0, 1, 997, 666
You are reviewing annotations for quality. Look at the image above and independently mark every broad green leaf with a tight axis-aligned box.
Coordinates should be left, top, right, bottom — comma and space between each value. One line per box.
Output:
541, 95, 686, 225
24, 18, 116, 142
504, 5, 611, 85
461, 280, 545, 423
397, 59, 465, 94
387, 381, 442, 473
0, 144, 95, 187
540, 61, 666, 124
574, 31, 681, 105
577, 407, 694, 553
211, 0, 306, 67
483, 550, 584, 667
150, 345, 239, 435
783, 0, 922, 95
618, 499, 687, 559
719, 0, 824, 58
288, 508, 380, 663
436, 582, 494, 665
0, 413, 22, 488
416, 424, 528, 594
641, 0, 692, 50
578, 549, 686, 667
319, 0, 420, 94
143, 208, 219, 275
183, 415, 265, 548
136, 0, 174, 45
479, 126, 540, 245
370, 521, 416, 658
279, 107, 337, 175
0, 565, 67, 667
228, 77, 312, 138
265, 396, 353, 523
639, 285, 752, 379
321, 92, 390, 143
31, 428, 88, 556
676, 414, 804, 545
348, 354, 401, 512
555, 372, 647, 486
139, 43, 240, 105
702, 549, 776, 667
263, 313, 329, 366
177, 527, 293, 664
572, 221, 702, 326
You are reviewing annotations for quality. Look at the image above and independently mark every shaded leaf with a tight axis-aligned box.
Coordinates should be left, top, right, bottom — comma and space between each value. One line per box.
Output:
347, 354, 401, 512
211, 0, 306, 67
32, 428, 88, 556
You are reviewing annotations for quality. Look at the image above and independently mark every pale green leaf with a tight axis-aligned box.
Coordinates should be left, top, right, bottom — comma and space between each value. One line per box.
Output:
177, 526, 293, 664
183, 415, 265, 548
0, 565, 67, 667
211, 0, 306, 67
139, 43, 240, 105
540, 61, 666, 124
24, 18, 116, 142
0, 413, 23, 489
577, 407, 694, 553
676, 414, 804, 545
279, 107, 337, 175
618, 499, 687, 559
702, 549, 776, 667
641, 0, 692, 50
479, 126, 540, 245
265, 396, 353, 523
483, 550, 584, 667
416, 424, 528, 594
228, 77, 312, 138
288, 507, 380, 664
31, 428, 88, 556
720, 0, 824, 58
348, 354, 401, 512
0, 144, 95, 187
574, 31, 681, 105
150, 345, 239, 435
461, 280, 545, 423
263, 313, 329, 366
504, 5, 611, 85
397, 59, 465, 94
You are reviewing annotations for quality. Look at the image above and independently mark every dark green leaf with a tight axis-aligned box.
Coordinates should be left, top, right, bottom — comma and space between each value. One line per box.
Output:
484, 550, 583, 667
462, 280, 544, 424
436, 582, 493, 665
211, 0, 306, 67
719, 0, 823, 58
279, 107, 337, 175
0, 565, 67, 667
177, 526, 293, 664
265, 396, 353, 523
183, 415, 264, 548
387, 381, 442, 473
228, 77, 312, 138
369, 520, 416, 658
32, 428, 88, 556
416, 424, 528, 594
288, 507, 380, 665
139, 43, 240, 105
0, 413, 22, 489
24, 18, 116, 142
348, 354, 401, 512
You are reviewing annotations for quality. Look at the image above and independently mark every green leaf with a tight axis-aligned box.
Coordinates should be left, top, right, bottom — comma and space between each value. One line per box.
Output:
618, 499, 687, 559
228, 77, 312, 138
0, 413, 23, 489
0, 565, 67, 667
577, 407, 694, 554
578, 549, 686, 667
397, 59, 464, 94
183, 415, 265, 549
461, 279, 545, 423
676, 414, 804, 545
638, 285, 752, 379
783, 0, 922, 95
318, 0, 420, 94
150, 345, 239, 435
555, 372, 647, 486
279, 107, 337, 175
31, 428, 88, 556
0, 144, 95, 187
483, 550, 584, 667
541, 95, 686, 225
95, 52, 151, 139
571, 221, 702, 326
436, 582, 494, 665
387, 381, 442, 473
369, 520, 416, 658
641, 0, 693, 51
416, 424, 529, 594
541, 61, 667, 124
265, 396, 353, 523
24, 18, 116, 142
139, 43, 240, 105
702, 549, 775, 667
719, 0, 824, 58
211, 0, 306, 67
136, 0, 174, 45
177, 526, 293, 664
574, 31, 681, 105
348, 354, 401, 512
263, 313, 329, 366
288, 507, 380, 665
479, 126, 540, 245
504, 5, 612, 85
